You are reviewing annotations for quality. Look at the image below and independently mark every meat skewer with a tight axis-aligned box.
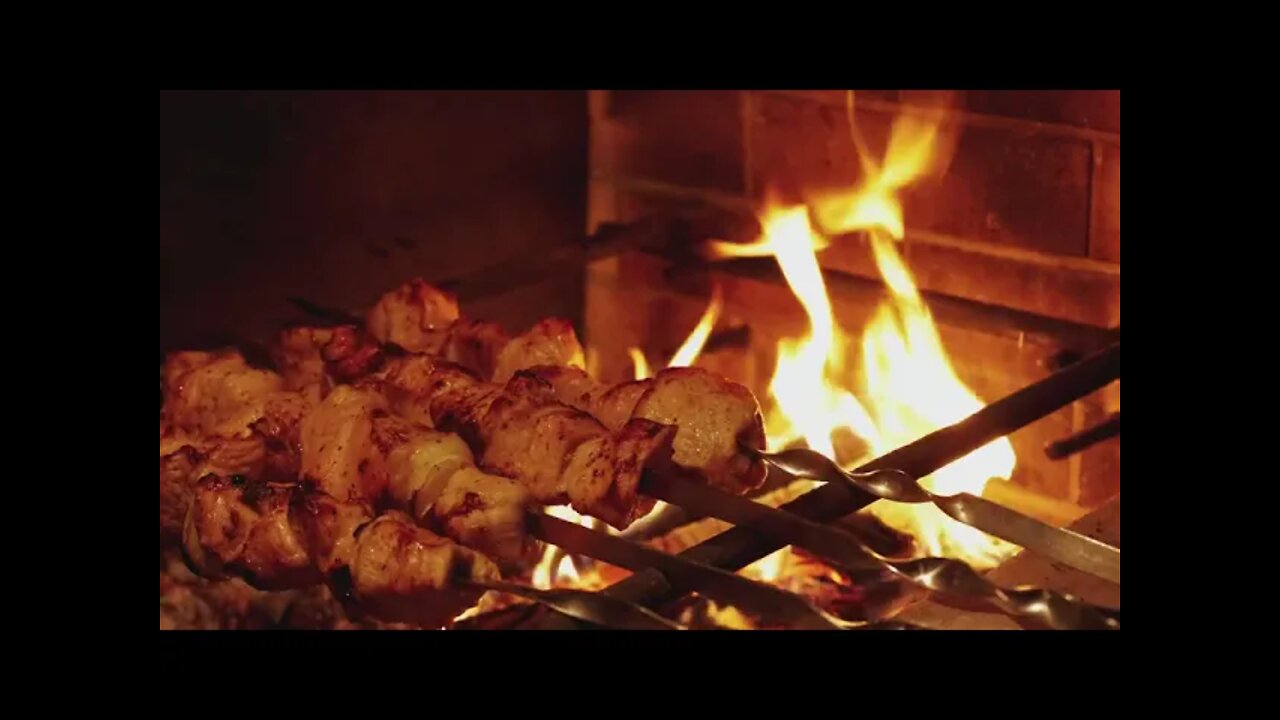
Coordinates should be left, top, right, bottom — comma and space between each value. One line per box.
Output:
299, 384, 541, 570
273, 278, 587, 404
277, 279, 769, 495
162, 350, 726, 628
165, 285, 780, 614
523, 364, 767, 496
182, 475, 500, 628
163, 348, 545, 566
364, 279, 585, 383
160, 350, 539, 626
368, 355, 682, 529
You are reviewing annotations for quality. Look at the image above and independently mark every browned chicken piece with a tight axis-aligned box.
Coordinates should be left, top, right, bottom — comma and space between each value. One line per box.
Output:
525, 365, 768, 496
271, 325, 386, 402
366, 278, 461, 354
271, 327, 336, 402
162, 351, 285, 438
253, 391, 312, 482
160, 343, 531, 569
299, 385, 385, 504
491, 317, 586, 383
374, 411, 540, 569
300, 385, 540, 570
182, 476, 498, 628
439, 318, 510, 381
160, 435, 274, 543
323, 326, 387, 384
160, 350, 314, 543
372, 355, 680, 529
363, 279, 586, 384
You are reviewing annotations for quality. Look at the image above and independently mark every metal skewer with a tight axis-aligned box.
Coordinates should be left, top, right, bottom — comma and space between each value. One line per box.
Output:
535, 341, 1122, 629
641, 472, 1119, 630
744, 447, 1121, 586
458, 578, 686, 630
526, 511, 904, 630
1045, 412, 1120, 460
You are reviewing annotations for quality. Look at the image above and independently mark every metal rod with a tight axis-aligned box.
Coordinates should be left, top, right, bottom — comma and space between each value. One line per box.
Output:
459, 578, 685, 630
530, 341, 1120, 628
438, 218, 669, 304
1046, 412, 1120, 460
526, 512, 850, 630
642, 473, 1118, 630
660, 250, 1119, 360
750, 449, 1121, 584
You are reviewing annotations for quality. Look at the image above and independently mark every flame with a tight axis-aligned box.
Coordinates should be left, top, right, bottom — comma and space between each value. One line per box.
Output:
691, 599, 755, 630
628, 347, 652, 381
669, 284, 723, 368
709, 93, 1017, 568
627, 285, 722, 381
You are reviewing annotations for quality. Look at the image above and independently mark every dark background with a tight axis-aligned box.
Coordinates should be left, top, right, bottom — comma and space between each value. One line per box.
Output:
159, 90, 588, 354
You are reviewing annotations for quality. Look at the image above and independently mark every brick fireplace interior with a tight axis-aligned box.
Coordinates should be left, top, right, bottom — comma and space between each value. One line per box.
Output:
584, 90, 1119, 517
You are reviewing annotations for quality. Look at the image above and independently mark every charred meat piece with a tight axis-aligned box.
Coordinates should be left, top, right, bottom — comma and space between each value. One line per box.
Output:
373, 355, 680, 530
162, 351, 285, 439
271, 325, 386, 402
365, 279, 586, 384
182, 477, 498, 628
160, 351, 313, 543
527, 365, 767, 496
271, 327, 337, 403
300, 385, 539, 570
366, 278, 461, 355
491, 317, 586, 383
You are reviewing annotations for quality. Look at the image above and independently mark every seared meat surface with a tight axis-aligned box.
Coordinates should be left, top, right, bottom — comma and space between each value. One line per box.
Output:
527, 365, 767, 495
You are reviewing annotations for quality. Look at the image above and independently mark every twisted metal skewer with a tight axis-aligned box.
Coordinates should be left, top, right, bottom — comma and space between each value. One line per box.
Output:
460, 578, 687, 630
747, 444, 1120, 585
678, 453, 1119, 629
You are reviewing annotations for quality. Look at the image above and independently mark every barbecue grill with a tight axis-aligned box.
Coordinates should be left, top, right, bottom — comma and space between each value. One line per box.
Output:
159, 90, 1120, 631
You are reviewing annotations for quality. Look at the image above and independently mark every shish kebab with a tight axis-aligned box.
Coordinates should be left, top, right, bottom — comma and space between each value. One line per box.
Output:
352, 280, 1120, 620
162, 279, 1114, 629
160, 353, 909, 630
162, 279, 786, 627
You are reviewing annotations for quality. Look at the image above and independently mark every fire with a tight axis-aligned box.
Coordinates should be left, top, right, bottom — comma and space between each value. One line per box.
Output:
669, 284, 723, 368
710, 93, 1017, 568
628, 285, 723, 381
532, 290, 724, 589
628, 347, 652, 381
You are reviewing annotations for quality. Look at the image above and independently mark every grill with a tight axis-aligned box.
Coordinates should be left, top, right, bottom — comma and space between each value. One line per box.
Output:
159, 90, 1120, 631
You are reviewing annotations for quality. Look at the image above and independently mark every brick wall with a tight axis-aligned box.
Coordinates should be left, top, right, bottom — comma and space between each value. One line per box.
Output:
585, 90, 1120, 509
588, 90, 1119, 326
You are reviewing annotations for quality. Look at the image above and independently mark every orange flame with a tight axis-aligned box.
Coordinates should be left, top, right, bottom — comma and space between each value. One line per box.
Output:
669, 284, 723, 368
628, 347, 653, 381
532, 504, 589, 589
709, 92, 1016, 568
628, 285, 723, 381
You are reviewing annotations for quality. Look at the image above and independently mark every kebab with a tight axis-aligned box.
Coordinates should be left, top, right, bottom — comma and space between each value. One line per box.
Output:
182, 476, 500, 628
171, 279, 771, 544
273, 279, 585, 402
161, 351, 534, 625
162, 282, 775, 624
365, 280, 767, 497
283, 278, 770, 497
